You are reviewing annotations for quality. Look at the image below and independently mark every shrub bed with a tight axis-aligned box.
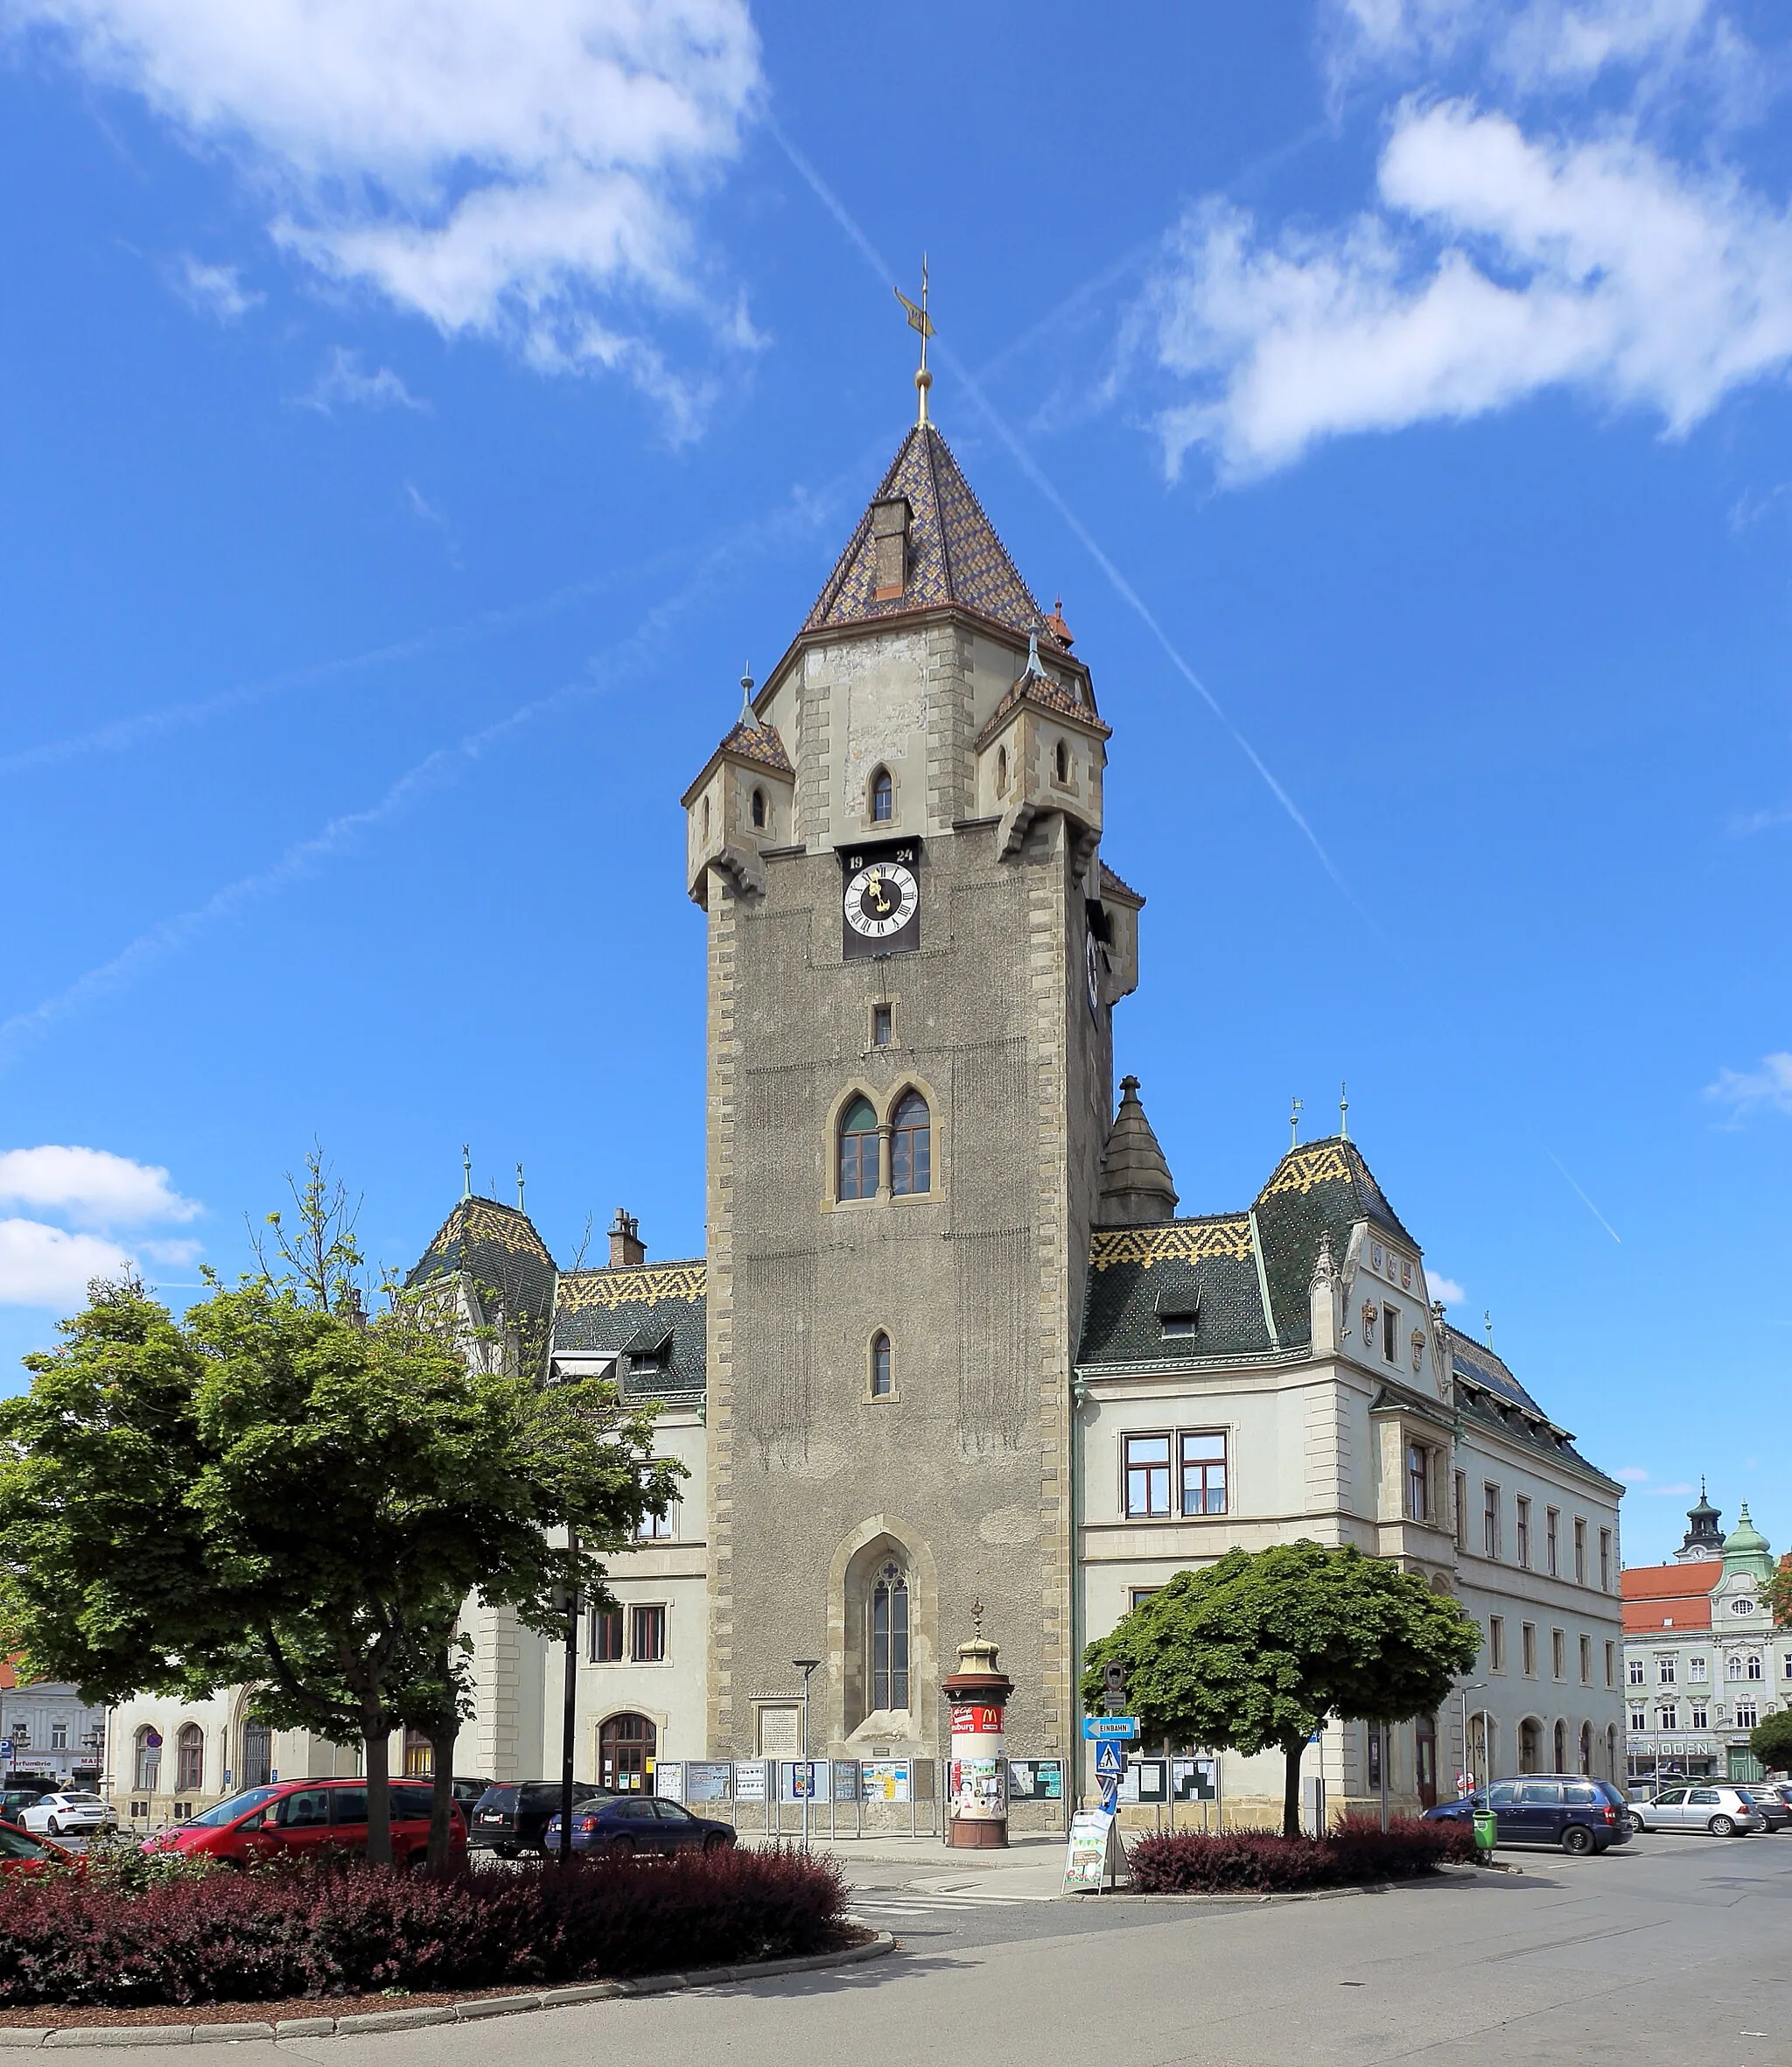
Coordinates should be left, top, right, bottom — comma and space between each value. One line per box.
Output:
1128, 1815, 1474, 1895
0, 1846, 850, 2009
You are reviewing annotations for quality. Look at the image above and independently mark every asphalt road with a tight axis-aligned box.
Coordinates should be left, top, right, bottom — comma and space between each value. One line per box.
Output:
38, 1826, 1792, 2063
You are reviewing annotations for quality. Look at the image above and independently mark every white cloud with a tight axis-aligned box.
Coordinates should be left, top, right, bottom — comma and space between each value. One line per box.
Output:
1704, 1051, 1792, 1119
172, 253, 261, 319
1643, 1480, 1697, 1496
138, 1237, 204, 1266
1329, 0, 1740, 95
298, 347, 427, 414
1615, 1465, 1651, 1482
11, 0, 761, 421
0, 1146, 200, 1228
1429, 1273, 1466, 1304
1144, 98, 1792, 480
0, 1218, 135, 1307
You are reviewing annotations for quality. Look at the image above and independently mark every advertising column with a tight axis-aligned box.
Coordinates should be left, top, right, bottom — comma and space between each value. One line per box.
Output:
942, 1619, 1014, 1851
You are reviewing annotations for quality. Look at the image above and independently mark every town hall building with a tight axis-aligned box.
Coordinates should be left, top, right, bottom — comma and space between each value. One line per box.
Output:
102, 383, 1627, 1827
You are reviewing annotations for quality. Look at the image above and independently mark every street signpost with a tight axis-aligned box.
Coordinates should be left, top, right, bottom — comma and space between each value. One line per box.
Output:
1082, 1715, 1139, 1740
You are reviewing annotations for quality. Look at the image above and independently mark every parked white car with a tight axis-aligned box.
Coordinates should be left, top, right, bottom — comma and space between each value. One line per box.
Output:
1628, 1785, 1763, 1837
16, 1792, 116, 1839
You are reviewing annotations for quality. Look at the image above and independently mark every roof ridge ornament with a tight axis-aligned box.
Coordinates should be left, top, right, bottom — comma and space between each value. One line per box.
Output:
894, 256, 934, 425
738, 668, 755, 725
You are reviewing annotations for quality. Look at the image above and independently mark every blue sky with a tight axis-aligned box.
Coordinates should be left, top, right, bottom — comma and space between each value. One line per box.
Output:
2, 0, 1789, 1568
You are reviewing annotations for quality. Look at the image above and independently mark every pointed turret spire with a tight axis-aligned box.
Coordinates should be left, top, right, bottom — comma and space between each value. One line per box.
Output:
1096, 1076, 1179, 1227
1676, 1479, 1725, 1562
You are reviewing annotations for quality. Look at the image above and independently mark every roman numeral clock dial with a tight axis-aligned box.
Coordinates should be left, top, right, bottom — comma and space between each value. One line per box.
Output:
841, 844, 920, 959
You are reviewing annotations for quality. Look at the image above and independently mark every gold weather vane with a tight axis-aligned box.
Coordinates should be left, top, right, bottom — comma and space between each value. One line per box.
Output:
894, 256, 934, 425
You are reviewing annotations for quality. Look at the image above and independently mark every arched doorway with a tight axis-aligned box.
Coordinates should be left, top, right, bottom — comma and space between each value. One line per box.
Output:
1605, 1725, 1618, 1780
1553, 1719, 1567, 1772
1414, 1715, 1438, 1810
1519, 1717, 1542, 1774
133, 1726, 163, 1793
599, 1713, 656, 1792
1578, 1722, 1592, 1776
241, 1720, 272, 1789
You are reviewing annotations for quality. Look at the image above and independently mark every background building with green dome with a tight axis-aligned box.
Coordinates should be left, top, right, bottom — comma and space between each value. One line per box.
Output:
1621, 1490, 1790, 1786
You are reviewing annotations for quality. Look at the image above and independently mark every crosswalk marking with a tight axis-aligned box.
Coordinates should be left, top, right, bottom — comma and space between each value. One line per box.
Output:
850, 1892, 1057, 1915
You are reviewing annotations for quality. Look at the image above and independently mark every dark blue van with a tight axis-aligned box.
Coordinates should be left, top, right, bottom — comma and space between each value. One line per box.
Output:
1424, 1776, 1631, 1853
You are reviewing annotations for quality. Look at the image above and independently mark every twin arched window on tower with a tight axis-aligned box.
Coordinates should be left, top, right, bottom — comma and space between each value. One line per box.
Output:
837, 1090, 931, 1202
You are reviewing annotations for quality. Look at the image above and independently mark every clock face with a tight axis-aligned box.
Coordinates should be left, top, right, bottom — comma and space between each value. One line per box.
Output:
844, 860, 919, 941
1086, 930, 1102, 1016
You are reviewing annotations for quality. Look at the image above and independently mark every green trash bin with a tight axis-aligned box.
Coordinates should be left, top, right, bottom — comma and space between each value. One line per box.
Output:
1473, 1808, 1497, 1854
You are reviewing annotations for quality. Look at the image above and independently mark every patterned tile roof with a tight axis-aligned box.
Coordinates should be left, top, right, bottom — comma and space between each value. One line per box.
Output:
715, 718, 793, 774
1446, 1326, 1543, 1417
804, 424, 1042, 635
1250, 1137, 1416, 1350
1099, 861, 1144, 906
553, 1259, 706, 1398
405, 1196, 557, 1345
976, 665, 1110, 749
1080, 1216, 1273, 1365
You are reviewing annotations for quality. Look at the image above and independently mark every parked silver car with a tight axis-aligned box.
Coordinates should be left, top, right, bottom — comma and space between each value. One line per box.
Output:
1628, 1784, 1763, 1837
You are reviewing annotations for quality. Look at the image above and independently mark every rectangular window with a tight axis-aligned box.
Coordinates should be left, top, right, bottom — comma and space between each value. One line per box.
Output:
1600, 1528, 1612, 1591
1629, 1708, 1647, 1733
1453, 1471, 1466, 1550
1784, 1655, 1792, 1679
1552, 1629, 1565, 1679
1180, 1431, 1228, 1516
589, 1608, 624, 1663
1579, 1635, 1592, 1684
1367, 1725, 1382, 1790
1489, 1615, 1506, 1671
1690, 1656, 1708, 1683
1658, 1704, 1677, 1731
637, 1490, 676, 1540
1124, 1433, 1172, 1519
1574, 1517, 1587, 1585
1657, 1655, 1676, 1685
872, 1002, 892, 1047
1516, 1496, 1531, 1567
1628, 1657, 1644, 1686
1404, 1440, 1431, 1522
1747, 1655, 1764, 1681
630, 1605, 667, 1663
1690, 1705, 1708, 1729
1483, 1484, 1502, 1559
1130, 1588, 1158, 1611
1382, 1303, 1400, 1361
1736, 1703, 1758, 1729
1522, 1623, 1536, 1676
50, 1722, 67, 1750
1604, 1641, 1615, 1688
1546, 1508, 1560, 1578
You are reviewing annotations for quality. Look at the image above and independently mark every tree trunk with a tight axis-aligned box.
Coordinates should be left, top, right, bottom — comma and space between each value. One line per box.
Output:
1283, 1738, 1304, 1839
363, 1695, 393, 1866
426, 1692, 458, 1871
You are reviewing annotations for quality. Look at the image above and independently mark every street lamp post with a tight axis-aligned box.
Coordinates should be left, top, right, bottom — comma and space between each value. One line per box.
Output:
1458, 1681, 1488, 1801
793, 1660, 821, 1851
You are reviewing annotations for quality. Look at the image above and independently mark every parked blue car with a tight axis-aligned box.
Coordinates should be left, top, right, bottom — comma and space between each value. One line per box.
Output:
1424, 1775, 1631, 1854
542, 1796, 737, 1858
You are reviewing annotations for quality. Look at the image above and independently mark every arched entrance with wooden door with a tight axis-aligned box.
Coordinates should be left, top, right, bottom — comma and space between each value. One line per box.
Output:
598, 1713, 656, 1792
1519, 1717, 1543, 1774
1414, 1715, 1438, 1810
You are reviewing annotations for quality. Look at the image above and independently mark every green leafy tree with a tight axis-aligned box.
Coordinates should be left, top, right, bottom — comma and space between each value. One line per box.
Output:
1082, 1542, 1481, 1836
0, 1160, 679, 1867
1766, 1553, 1792, 1631
1749, 1709, 1792, 1776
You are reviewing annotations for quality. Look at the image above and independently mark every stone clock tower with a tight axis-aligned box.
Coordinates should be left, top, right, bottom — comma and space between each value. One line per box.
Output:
682, 411, 1140, 1765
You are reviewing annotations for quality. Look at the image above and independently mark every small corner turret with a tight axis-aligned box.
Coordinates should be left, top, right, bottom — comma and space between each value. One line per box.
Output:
682, 670, 795, 907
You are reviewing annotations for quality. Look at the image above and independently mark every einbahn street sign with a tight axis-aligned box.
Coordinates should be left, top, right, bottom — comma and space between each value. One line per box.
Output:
1082, 1715, 1139, 1741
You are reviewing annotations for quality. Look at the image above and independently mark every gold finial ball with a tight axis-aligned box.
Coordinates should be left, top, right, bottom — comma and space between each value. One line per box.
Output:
916, 367, 933, 395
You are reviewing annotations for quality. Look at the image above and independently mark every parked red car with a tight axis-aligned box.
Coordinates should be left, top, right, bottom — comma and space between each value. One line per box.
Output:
147, 1778, 465, 1868
0, 1818, 77, 1877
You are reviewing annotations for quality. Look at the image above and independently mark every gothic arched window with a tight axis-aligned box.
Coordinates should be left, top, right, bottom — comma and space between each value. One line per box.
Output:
996, 746, 1009, 795
751, 787, 766, 829
1552, 1718, 1567, 1771
1054, 739, 1069, 782
889, 1090, 930, 1195
871, 1563, 910, 1712
838, 1096, 879, 1201
870, 1331, 892, 1398
134, 1725, 162, 1793
871, 767, 892, 822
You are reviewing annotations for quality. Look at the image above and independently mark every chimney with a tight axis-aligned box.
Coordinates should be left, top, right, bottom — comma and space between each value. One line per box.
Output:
870, 497, 911, 601
608, 1209, 645, 1269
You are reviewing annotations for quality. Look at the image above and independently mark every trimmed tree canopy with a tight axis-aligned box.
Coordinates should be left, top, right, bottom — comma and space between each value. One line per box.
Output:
1082, 1541, 1481, 1834
1749, 1708, 1792, 1774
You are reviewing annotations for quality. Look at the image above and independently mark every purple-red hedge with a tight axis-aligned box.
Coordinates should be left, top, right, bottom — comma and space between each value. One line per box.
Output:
0, 1846, 850, 2008
1128, 1815, 1474, 1895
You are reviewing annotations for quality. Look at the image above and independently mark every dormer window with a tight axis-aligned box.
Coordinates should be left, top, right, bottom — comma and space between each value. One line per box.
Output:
751, 788, 766, 830
871, 767, 893, 823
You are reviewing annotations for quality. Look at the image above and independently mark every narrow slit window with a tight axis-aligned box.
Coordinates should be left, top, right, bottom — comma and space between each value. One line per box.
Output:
872, 1003, 892, 1048
870, 1332, 892, 1398
871, 767, 892, 822
751, 788, 766, 830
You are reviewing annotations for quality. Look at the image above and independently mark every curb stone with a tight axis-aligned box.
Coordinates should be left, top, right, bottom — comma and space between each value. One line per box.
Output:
0, 1934, 898, 2049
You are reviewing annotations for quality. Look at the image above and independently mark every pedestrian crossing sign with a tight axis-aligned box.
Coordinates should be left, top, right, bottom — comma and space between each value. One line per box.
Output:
1094, 1741, 1125, 1781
